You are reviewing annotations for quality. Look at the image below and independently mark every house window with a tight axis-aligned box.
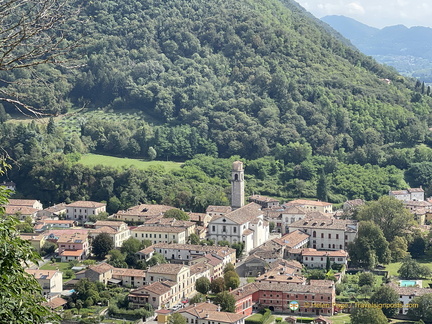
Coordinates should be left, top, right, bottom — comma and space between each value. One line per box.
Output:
212, 226, 215, 232
328, 244, 331, 248
336, 234, 339, 239
328, 234, 331, 239
234, 227, 237, 233
223, 226, 226, 232
321, 233, 324, 238
313, 231, 316, 238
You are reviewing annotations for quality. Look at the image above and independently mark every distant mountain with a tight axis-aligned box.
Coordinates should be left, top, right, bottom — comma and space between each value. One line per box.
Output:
322, 15, 432, 81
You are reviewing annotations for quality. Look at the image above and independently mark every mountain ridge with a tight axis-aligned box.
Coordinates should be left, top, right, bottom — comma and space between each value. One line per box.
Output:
321, 15, 432, 81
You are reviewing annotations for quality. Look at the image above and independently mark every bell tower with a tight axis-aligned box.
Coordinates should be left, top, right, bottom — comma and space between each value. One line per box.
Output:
231, 161, 245, 209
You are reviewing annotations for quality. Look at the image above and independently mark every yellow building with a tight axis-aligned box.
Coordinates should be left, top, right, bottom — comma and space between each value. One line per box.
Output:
19, 234, 46, 253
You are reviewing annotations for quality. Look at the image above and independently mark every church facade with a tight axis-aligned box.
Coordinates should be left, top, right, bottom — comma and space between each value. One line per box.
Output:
207, 161, 269, 253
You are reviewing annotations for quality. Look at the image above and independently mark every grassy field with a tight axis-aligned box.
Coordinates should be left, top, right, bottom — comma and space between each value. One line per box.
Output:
40, 262, 71, 271
329, 313, 350, 324
386, 262, 403, 277
78, 153, 183, 171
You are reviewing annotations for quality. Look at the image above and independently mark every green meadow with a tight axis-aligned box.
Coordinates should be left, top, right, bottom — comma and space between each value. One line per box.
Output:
78, 153, 183, 171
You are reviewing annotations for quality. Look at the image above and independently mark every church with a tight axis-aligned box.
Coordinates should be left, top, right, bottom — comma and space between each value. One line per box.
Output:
207, 161, 269, 253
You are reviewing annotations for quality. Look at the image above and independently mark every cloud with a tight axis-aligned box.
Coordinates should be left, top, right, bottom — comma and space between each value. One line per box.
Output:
347, 2, 365, 15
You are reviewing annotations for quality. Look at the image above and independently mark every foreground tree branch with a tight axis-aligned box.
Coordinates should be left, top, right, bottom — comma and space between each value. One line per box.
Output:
0, 0, 80, 71
0, 0, 82, 115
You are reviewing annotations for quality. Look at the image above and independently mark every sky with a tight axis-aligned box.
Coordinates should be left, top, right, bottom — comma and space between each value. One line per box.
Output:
294, 0, 432, 29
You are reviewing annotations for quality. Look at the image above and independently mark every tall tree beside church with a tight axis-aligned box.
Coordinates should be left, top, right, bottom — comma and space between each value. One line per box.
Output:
317, 169, 329, 201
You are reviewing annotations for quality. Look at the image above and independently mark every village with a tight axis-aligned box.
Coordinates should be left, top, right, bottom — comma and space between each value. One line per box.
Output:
4, 161, 432, 324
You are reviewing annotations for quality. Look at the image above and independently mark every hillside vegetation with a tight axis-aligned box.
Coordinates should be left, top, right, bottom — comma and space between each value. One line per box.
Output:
2, 0, 432, 160
2, 0, 432, 209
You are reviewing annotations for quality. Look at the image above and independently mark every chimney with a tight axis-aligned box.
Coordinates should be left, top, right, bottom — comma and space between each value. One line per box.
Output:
217, 304, 221, 312
205, 314, 209, 318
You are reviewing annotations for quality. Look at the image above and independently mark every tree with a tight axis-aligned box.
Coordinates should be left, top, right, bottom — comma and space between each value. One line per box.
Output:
390, 236, 409, 262
348, 221, 391, 269
358, 272, 375, 287
409, 236, 427, 258
370, 286, 399, 318
224, 270, 240, 290
92, 233, 114, 259
325, 256, 331, 271
47, 117, 56, 134
350, 303, 388, 324
231, 242, 244, 258
195, 277, 211, 295
75, 300, 83, 314
210, 277, 225, 294
213, 291, 236, 312
307, 269, 326, 280
189, 233, 200, 245
316, 169, 328, 201
190, 293, 206, 304
107, 196, 121, 214
147, 252, 167, 267
0, 187, 59, 323
107, 249, 127, 268
223, 263, 235, 273
148, 146, 157, 160
0, 0, 80, 114
168, 313, 186, 324
398, 257, 431, 279
407, 293, 432, 323
269, 221, 275, 232
163, 209, 190, 221
218, 240, 230, 247
120, 237, 142, 255
356, 196, 415, 242
40, 241, 57, 256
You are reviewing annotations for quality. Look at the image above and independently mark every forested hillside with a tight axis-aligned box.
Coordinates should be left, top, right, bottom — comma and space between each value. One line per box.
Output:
3, 0, 432, 209
3, 0, 432, 160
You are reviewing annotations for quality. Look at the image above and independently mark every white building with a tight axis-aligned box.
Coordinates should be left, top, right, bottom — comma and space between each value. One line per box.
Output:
208, 202, 269, 253
284, 199, 333, 213
66, 201, 106, 223
389, 188, 424, 202
89, 220, 130, 248
25, 269, 63, 298
390, 284, 431, 315
137, 243, 236, 266
301, 248, 348, 269
288, 217, 357, 251
8, 199, 43, 210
